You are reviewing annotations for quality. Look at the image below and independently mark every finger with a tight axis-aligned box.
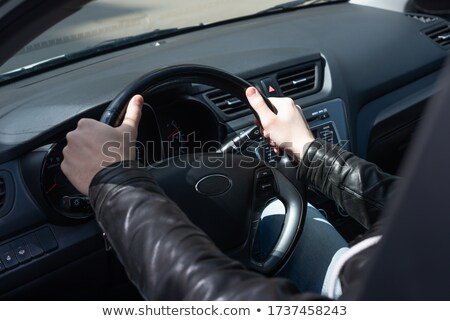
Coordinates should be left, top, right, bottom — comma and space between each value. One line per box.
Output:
61, 146, 70, 175
246, 87, 274, 124
65, 130, 82, 149
121, 95, 144, 131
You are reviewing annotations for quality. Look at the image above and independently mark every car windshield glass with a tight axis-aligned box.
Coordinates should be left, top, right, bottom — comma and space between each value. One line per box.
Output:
0, 0, 341, 80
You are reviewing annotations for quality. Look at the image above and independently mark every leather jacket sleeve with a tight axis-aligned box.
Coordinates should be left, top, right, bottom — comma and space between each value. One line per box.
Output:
88, 139, 397, 300
298, 139, 399, 229
89, 161, 323, 301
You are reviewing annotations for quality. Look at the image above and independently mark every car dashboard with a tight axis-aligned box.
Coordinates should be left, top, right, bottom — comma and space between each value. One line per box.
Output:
0, 2, 448, 298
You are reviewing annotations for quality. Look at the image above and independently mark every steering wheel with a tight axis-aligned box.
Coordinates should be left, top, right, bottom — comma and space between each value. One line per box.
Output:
100, 64, 306, 275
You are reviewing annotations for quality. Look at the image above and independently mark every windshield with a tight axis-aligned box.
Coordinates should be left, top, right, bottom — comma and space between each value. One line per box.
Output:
0, 0, 340, 79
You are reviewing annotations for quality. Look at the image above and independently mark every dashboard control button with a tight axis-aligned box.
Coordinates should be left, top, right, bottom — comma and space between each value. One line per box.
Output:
318, 112, 330, 120
256, 177, 276, 198
307, 110, 330, 123
259, 181, 274, 191
257, 169, 273, 179
10, 237, 33, 263
312, 122, 339, 144
14, 245, 31, 264
260, 78, 279, 97
34, 228, 58, 253
24, 234, 44, 258
1, 250, 18, 269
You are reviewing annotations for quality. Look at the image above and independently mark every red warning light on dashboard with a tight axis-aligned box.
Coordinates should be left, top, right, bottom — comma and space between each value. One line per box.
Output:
268, 85, 276, 93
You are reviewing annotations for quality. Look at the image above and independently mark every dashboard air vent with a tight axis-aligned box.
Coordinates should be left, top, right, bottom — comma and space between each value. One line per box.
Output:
0, 172, 13, 217
425, 25, 450, 49
206, 90, 247, 115
406, 14, 438, 23
0, 176, 5, 210
276, 62, 320, 98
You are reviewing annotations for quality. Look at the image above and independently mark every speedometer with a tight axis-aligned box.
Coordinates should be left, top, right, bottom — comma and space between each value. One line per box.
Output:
41, 140, 93, 219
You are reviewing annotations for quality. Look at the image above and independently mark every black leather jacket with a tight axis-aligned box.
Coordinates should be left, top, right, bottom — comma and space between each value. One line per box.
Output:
89, 139, 398, 300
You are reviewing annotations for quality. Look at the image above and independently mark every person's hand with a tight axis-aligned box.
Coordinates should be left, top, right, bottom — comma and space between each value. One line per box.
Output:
61, 95, 144, 195
245, 87, 314, 160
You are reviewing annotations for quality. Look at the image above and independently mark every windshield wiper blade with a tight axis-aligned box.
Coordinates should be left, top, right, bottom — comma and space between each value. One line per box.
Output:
0, 55, 70, 83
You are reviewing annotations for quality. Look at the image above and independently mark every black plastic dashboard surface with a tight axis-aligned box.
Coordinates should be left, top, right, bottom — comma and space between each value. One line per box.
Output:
0, 3, 447, 162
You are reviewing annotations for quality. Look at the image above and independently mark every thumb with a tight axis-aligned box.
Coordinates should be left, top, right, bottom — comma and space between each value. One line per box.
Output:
121, 95, 144, 132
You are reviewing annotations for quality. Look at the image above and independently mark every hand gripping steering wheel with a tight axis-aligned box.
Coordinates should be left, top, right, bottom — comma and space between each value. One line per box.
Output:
100, 64, 306, 275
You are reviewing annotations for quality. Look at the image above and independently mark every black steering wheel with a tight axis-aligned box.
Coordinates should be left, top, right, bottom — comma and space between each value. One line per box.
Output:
100, 64, 306, 275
